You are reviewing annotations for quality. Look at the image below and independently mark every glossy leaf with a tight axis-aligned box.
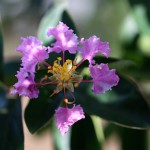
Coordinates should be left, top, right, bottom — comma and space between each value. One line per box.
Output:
38, 5, 77, 45
75, 76, 150, 129
38, 5, 65, 45
4, 59, 21, 86
62, 11, 78, 35
25, 87, 62, 133
71, 115, 101, 150
0, 98, 24, 150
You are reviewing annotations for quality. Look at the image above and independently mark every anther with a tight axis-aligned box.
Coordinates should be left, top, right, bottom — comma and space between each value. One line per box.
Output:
57, 57, 62, 61
73, 58, 77, 65
37, 64, 41, 70
64, 98, 76, 104
74, 83, 79, 88
64, 98, 68, 103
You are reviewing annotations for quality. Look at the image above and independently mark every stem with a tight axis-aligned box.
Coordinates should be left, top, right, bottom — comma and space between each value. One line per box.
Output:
63, 88, 68, 108
76, 59, 85, 69
68, 90, 76, 104
50, 91, 56, 97
62, 51, 65, 65
80, 80, 94, 83
64, 87, 66, 99
42, 61, 52, 68
36, 81, 57, 86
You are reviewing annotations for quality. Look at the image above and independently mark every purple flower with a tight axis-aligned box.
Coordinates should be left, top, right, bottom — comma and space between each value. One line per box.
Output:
47, 22, 78, 54
90, 63, 119, 94
11, 68, 39, 99
17, 36, 48, 73
55, 105, 85, 135
11, 22, 120, 135
79, 36, 110, 64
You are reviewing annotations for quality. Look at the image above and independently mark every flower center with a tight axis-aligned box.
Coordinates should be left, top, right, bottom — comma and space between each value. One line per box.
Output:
47, 57, 83, 94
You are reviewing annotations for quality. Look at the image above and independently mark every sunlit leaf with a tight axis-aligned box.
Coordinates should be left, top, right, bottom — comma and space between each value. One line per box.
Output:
38, 5, 65, 45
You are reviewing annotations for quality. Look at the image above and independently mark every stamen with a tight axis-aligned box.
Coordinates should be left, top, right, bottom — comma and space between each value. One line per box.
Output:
57, 57, 62, 61
42, 61, 52, 68
64, 98, 76, 104
62, 51, 65, 64
73, 58, 77, 65
74, 83, 79, 88
41, 57, 83, 97
50, 90, 57, 97
37, 64, 40, 70
81, 80, 94, 83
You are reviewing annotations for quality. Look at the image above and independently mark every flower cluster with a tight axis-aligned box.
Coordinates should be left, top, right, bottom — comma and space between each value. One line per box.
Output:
11, 22, 119, 135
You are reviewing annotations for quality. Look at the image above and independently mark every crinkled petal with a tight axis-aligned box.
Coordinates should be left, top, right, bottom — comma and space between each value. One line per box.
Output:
90, 63, 119, 94
16, 36, 42, 54
17, 36, 48, 73
55, 105, 85, 135
79, 36, 110, 64
47, 22, 78, 54
12, 68, 39, 99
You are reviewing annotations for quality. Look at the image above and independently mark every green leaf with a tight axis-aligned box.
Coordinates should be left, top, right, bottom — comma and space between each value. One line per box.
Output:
71, 115, 101, 150
25, 87, 62, 133
120, 53, 150, 80
119, 127, 147, 150
75, 76, 150, 129
0, 80, 24, 150
38, 5, 65, 45
133, 5, 150, 35
0, 98, 24, 150
62, 11, 78, 35
38, 5, 77, 45
4, 59, 21, 86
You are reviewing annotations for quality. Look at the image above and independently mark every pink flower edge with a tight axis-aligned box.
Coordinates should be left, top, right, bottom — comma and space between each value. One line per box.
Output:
55, 105, 85, 135
90, 63, 119, 94
47, 22, 78, 54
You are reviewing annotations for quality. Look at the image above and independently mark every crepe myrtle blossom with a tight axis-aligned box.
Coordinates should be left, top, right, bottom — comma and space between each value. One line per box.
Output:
17, 36, 48, 73
11, 22, 119, 135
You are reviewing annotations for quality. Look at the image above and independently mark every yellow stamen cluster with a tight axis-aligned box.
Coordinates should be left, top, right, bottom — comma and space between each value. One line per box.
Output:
47, 57, 83, 94
48, 57, 76, 82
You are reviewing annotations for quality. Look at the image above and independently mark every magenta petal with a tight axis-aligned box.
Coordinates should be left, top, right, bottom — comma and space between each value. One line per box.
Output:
55, 105, 85, 135
12, 68, 39, 99
47, 22, 78, 54
90, 63, 119, 94
16, 36, 42, 54
79, 36, 110, 64
17, 36, 48, 73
